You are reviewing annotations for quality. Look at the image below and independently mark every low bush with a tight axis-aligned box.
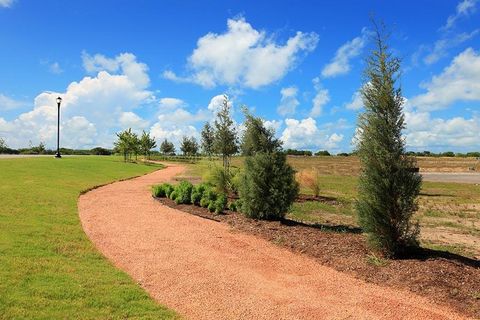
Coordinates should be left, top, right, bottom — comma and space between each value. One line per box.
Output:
175, 181, 193, 204
169, 190, 177, 201
191, 183, 208, 206
214, 193, 227, 214
208, 202, 216, 213
152, 183, 174, 198
297, 167, 321, 197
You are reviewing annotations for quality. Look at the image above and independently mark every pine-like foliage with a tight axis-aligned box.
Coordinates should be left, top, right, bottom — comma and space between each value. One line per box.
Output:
200, 122, 215, 158
240, 107, 282, 156
213, 95, 238, 172
239, 152, 298, 220
356, 23, 422, 257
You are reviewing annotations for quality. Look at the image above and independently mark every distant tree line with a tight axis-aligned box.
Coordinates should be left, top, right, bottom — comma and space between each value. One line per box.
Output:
0, 137, 114, 155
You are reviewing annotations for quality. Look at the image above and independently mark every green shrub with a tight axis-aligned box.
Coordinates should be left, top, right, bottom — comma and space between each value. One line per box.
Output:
214, 193, 227, 214
169, 190, 177, 200
204, 165, 230, 193
239, 152, 298, 220
164, 184, 174, 197
191, 183, 208, 205
199, 197, 210, 208
175, 180, 194, 204
152, 185, 165, 197
152, 183, 174, 198
228, 201, 237, 212
208, 202, 216, 212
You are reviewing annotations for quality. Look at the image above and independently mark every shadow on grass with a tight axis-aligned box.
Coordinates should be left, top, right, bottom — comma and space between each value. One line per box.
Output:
419, 192, 454, 197
280, 218, 362, 234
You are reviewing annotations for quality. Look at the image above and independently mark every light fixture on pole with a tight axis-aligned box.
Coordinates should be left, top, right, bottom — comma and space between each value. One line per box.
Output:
55, 96, 62, 158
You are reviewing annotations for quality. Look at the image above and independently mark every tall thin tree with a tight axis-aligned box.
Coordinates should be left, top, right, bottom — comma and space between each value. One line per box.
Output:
213, 95, 238, 172
356, 21, 422, 257
201, 122, 215, 159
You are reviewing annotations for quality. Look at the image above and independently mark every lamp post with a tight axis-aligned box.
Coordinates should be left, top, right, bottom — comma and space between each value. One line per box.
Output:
55, 96, 62, 158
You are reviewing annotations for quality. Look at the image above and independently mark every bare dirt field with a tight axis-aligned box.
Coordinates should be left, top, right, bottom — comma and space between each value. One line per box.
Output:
79, 164, 469, 320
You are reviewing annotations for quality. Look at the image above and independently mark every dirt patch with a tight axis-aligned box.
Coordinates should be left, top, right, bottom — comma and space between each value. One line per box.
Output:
157, 197, 480, 319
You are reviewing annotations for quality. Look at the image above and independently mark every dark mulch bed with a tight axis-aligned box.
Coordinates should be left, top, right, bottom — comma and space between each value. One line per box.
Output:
155, 197, 480, 318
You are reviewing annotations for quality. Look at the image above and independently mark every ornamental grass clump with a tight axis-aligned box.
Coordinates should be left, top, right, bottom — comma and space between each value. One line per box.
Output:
297, 168, 321, 197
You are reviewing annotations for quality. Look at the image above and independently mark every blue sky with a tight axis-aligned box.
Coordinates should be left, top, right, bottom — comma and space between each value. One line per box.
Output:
0, 0, 479, 153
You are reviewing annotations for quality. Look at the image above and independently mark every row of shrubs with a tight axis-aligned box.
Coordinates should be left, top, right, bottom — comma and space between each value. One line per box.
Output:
152, 181, 239, 215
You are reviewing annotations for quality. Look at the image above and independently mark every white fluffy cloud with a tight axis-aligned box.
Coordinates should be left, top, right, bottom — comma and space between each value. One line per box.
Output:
0, 94, 28, 111
277, 87, 299, 116
119, 112, 149, 131
159, 97, 185, 110
345, 90, 363, 110
405, 110, 480, 149
280, 117, 344, 151
442, 0, 478, 30
309, 78, 330, 117
1, 52, 153, 149
164, 18, 318, 89
82, 52, 150, 88
411, 48, 480, 110
321, 28, 368, 78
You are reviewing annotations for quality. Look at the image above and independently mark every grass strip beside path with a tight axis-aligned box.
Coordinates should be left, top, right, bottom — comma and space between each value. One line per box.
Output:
0, 156, 178, 319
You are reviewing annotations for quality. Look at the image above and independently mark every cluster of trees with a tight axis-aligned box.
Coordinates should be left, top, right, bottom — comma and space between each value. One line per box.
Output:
406, 151, 480, 158
114, 129, 156, 161
0, 138, 113, 155
199, 96, 298, 220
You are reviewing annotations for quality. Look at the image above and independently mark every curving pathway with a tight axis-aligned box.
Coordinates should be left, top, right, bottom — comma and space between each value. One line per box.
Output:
79, 163, 466, 320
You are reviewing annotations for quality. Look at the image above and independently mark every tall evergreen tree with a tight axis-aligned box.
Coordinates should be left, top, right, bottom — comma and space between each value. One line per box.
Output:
213, 95, 238, 172
240, 107, 282, 156
356, 22, 422, 257
200, 122, 215, 158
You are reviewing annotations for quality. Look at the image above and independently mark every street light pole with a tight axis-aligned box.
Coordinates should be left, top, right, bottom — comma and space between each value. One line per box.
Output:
55, 96, 62, 158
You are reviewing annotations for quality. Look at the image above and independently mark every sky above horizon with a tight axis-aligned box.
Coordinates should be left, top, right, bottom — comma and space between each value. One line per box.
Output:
0, 0, 479, 153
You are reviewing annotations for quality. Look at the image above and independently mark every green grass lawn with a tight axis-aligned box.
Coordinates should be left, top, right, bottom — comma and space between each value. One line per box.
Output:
0, 156, 178, 319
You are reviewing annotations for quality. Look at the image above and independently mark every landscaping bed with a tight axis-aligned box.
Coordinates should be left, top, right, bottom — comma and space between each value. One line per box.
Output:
155, 195, 480, 319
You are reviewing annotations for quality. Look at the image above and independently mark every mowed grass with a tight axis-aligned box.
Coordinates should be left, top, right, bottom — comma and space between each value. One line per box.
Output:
179, 156, 480, 258
0, 157, 178, 319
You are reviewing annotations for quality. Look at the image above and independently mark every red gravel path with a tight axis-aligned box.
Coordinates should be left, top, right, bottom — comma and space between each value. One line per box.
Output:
78, 164, 467, 319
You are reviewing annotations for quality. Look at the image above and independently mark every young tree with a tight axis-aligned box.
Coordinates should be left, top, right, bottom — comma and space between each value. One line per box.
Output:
180, 136, 199, 156
356, 22, 422, 257
240, 107, 282, 155
200, 122, 215, 158
139, 130, 157, 159
0, 137, 7, 150
213, 95, 238, 172
160, 139, 175, 155
238, 111, 298, 220
114, 128, 138, 161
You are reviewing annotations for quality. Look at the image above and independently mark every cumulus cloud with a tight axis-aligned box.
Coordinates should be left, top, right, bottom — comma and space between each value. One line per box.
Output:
280, 117, 344, 151
165, 17, 318, 89
442, 0, 478, 30
82, 51, 150, 88
119, 112, 149, 131
423, 30, 479, 65
345, 90, 363, 110
207, 94, 232, 114
405, 110, 480, 149
321, 28, 368, 78
277, 87, 299, 116
411, 48, 480, 110
0, 94, 28, 111
159, 97, 186, 110
1, 52, 153, 149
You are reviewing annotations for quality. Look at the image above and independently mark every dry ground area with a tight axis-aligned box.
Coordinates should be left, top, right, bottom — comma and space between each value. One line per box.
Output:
79, 164, 471, 320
